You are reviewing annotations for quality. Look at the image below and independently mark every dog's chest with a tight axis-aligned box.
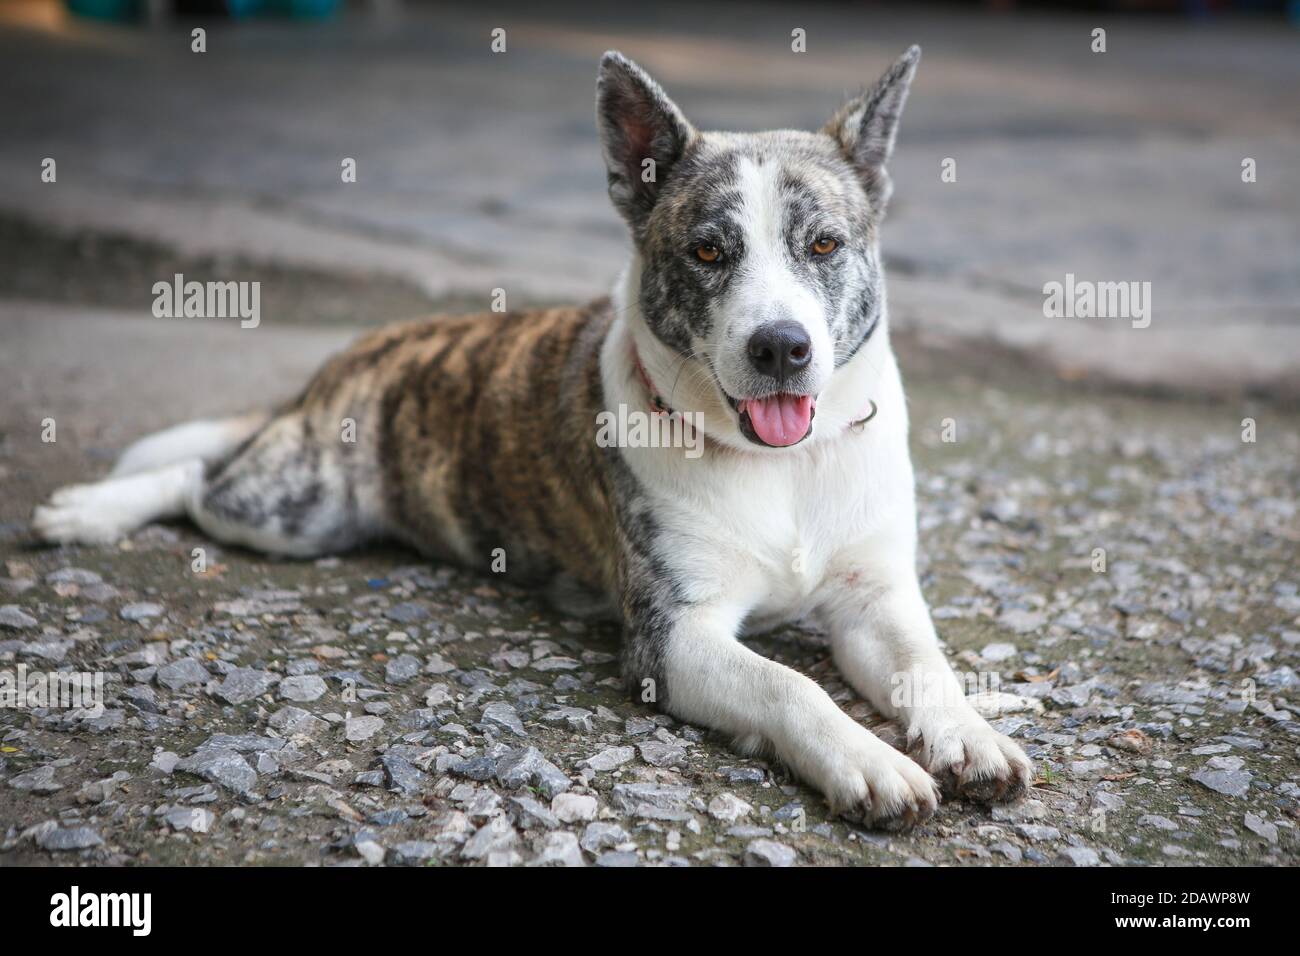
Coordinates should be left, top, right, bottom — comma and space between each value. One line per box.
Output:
642, 427, 911, 615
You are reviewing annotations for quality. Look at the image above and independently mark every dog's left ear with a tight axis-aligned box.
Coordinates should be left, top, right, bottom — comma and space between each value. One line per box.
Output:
823, 45, 920, 210
597, 51, 696, 241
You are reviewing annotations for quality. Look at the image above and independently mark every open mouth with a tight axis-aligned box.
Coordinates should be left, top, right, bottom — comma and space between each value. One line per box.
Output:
725, 392, 817, 448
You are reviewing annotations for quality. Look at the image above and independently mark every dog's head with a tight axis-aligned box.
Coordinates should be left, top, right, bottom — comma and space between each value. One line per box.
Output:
597, 47, 919, 450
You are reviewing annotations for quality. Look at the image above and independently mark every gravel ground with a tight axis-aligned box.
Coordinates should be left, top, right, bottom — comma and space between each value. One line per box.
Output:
1, 274, 1296, 866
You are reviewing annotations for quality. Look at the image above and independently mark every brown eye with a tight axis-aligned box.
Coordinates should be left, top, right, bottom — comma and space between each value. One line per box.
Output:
811, 237, 838, 256
695, 244, 721, 263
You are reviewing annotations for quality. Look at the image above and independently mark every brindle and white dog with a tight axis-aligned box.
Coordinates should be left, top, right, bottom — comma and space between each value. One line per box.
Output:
34, 47, 1031, 829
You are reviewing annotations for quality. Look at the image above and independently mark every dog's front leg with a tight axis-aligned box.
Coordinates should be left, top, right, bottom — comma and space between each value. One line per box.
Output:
624, 599, 938, 829
821, 562, 1033, 803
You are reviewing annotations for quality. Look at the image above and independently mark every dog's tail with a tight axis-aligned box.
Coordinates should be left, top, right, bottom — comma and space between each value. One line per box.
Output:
109, 411, 270, 479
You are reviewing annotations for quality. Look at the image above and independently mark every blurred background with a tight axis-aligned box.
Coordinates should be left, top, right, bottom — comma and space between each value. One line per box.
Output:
1, 0, 1298, 402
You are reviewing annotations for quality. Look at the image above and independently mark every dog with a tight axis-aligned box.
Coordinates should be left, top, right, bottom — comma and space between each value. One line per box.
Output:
34, 47, 1032, 828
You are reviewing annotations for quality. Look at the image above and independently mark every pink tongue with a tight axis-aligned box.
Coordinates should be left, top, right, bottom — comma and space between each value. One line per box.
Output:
743, 394, 814, 447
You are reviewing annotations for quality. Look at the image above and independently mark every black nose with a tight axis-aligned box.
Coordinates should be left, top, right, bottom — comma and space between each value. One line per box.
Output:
747, 321, 812, 384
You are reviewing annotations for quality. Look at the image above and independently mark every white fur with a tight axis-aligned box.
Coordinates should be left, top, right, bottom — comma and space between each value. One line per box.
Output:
603, 254, 1031, 819
709, 155, 836, 398
110, 413, 265, 478
34, 412, 262, 548
33, 460, 202, 546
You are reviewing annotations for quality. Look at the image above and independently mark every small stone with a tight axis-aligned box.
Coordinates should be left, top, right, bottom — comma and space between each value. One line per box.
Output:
150, 751, 180, 774
391, 841, 441, 864
380, 754, 426, 795
279, 675, 327, 703
990, 842, 1023, 863
355, 839, 385, 865
156, 658, 209, 691
460, 819, 519, 861
345, 715, 385, 742
385, 603, 428, 624
481, 702, 526, 737
425, 654, 456, 676
495, 746, 570, 798
164, 807, 216, 833
529, 831, 586, 867
1243, 813, 1278, 843
551, 792, 598, 823
638, 740, 687, 768
579, 746, 635, 772
214, 668, 278, 705
1138, 814, 1179, 831
9, 764, 63, 793
38, 826, 103, 851
452, 756, 498, 782
1015, 824, 1061, 842
76, 771, 130, 804
46, 568, 102, 586
968, 692, 1044, 718
997, 608, 1045, 635
507, 795, 561, 830
1206, 755, 1245, 772
981, 642, 1017, 663
580, 821, 629, 853
175, 749, 257, 796
269, 706, 327, 737
541, 706, 594, 733
1057, 847, 1101, 867
1049, 684, 1092, 708
745, 839, 797, 867
1191, 768, 1252, 798
120, 602, 164, 621
707, 792, 753, 823
1108, 729, 1152, 754
19, 640, 72, 662
0, 605, 38, 630
385, 654, 421, 684
610, 783, 692, 821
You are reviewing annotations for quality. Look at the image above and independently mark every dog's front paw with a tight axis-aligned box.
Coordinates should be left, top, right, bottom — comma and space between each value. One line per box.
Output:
802, 718, 940, 831
907, 711, 1032, 804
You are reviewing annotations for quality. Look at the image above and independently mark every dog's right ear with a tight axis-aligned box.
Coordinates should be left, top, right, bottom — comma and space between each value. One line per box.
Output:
597, 51, 695, 240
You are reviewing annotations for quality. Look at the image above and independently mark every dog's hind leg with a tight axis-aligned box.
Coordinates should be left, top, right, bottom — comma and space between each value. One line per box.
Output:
184, 410, 384, 558
34, 410, 271, 546
35, 408, 385, 557
109, 412, 270, 478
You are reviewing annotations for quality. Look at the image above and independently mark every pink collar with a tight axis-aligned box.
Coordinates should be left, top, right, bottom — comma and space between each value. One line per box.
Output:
632, 350, 674, 416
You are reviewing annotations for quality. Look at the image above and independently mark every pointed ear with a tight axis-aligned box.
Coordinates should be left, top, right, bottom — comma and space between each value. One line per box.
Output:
596, 51, 695, 239
823, 45, 920, 209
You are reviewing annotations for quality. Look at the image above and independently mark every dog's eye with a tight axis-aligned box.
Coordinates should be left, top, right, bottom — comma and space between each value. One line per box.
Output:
694, 244, 722, 264
811, 237, 838, 256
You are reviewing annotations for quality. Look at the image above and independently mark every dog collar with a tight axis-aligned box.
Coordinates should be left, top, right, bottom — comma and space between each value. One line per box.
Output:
631, 346, 877, 432
632, 350, 674, 416
849, 399, 879, 432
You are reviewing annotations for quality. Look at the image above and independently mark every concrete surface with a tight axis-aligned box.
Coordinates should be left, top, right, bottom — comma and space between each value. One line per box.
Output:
1, 1, 1298, 396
